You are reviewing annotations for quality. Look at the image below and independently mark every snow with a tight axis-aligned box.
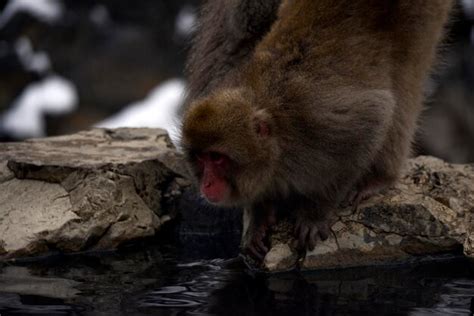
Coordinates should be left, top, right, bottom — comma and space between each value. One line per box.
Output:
175, 6, 197, 37
15, 37, 51, 74
95, 79, 186, 145
0, 0, 63, 28
1, 76, 78, 139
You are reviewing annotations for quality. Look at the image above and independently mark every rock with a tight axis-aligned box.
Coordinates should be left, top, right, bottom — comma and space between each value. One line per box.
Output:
0, 128, 190, 260
2, 130, 473, 269
251, 156, 474, 272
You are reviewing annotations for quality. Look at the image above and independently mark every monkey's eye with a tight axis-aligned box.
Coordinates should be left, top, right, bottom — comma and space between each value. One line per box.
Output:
195, 151, 226, 165
208, 151, 225, 164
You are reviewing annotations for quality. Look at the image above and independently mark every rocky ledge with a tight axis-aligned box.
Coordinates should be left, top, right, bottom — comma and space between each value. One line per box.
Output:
256, 156, 474, 272
0, 128, 189, 260
1, 128, 473, 271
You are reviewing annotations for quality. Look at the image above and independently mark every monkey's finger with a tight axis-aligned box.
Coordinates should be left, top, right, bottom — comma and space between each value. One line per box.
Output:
318, 224, 330, 241
340, 190, 358, 208
255, 238, 269, 254
294, 221, 302, 236
247, 245, 264, 261
298, 225, 310, 250
308, 228, 318, 251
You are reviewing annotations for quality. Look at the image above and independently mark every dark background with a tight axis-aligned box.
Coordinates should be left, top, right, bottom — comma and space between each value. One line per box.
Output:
0, 0, 473, 163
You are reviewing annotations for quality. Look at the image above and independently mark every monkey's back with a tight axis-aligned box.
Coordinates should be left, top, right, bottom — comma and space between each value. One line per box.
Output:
239, 0, 453, 198
250, 0, 452, 93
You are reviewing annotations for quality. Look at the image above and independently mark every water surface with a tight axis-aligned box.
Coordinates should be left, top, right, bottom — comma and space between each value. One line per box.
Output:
0, 238, 473, 315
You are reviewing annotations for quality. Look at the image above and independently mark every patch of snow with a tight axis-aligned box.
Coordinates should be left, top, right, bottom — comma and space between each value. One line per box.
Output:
175, 6, 197, 38
95, 79, 186, 145
1, 76, 78, 139
14, 37, 51, 74
0, 0, 63, 28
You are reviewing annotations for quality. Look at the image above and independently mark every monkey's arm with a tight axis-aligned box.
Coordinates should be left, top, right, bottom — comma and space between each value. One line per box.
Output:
241, 202, 276, 260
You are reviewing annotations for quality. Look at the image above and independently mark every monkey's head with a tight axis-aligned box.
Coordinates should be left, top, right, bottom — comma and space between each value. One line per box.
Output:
181, 88, 279, 206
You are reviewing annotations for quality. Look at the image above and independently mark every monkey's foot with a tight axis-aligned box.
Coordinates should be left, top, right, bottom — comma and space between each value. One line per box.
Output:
342, 178, 392, 208
294, 218, 330, 251
243, 210, 277, 261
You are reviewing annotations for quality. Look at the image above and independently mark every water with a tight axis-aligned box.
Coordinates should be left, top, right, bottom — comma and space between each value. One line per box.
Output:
0, 238, 473, 316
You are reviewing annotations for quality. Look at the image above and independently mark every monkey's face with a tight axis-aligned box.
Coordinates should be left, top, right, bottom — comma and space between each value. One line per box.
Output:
181, 89, 277, 206
192, 151, 234, 204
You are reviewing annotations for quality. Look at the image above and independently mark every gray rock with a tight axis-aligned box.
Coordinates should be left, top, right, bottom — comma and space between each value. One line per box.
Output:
254, 156, 474, 272
0, 128, 190, 259
2, 128, 473, 270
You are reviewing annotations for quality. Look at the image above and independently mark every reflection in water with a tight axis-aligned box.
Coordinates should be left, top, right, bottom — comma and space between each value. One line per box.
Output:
130, 255, 474, 316
0, 292, 81, 315
0, 243, 473, 315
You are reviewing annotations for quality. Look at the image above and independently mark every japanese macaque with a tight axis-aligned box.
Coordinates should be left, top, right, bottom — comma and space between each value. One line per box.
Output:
181, 0, 454, 260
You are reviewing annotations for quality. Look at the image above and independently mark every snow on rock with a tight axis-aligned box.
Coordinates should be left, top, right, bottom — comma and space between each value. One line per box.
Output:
96, 79, 186, 145
0, 0, 64, 28
1, 76, 78, 139
14, 37, 51, 74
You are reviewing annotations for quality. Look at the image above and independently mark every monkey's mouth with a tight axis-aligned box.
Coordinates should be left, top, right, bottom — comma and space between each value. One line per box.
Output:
202, 196, 233, 207
201, 189, 239, 208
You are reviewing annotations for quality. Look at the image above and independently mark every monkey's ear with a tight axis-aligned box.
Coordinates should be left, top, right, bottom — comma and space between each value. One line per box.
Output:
253, 109, 271, 137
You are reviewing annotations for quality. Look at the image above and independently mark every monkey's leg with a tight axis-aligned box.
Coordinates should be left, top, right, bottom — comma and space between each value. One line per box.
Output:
342, 103, 412, 208
342, 173, 395, 208
241, 203, 276, 260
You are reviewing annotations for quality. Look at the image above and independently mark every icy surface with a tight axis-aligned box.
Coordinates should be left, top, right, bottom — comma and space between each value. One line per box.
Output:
96, 79, 186, 144
0, 0, 63, 28
1, 76, 78, 139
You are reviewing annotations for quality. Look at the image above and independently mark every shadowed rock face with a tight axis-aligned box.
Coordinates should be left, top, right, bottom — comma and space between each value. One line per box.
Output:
0, 128, 190, 259
255, 156, 474, 272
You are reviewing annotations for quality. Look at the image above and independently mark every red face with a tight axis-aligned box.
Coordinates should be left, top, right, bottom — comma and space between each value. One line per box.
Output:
196, 152, 232, 204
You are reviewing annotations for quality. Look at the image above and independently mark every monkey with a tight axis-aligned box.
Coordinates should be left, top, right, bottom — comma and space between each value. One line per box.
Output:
180, 0, 454, 260
180, 0, 281, 253
184, 0, 282, 107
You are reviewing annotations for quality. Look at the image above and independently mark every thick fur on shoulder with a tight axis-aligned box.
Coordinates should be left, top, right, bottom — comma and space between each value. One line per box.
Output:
183, 0, 281, 112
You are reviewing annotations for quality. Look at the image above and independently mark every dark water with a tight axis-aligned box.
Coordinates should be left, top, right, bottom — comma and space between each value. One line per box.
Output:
1, 238, 474, 316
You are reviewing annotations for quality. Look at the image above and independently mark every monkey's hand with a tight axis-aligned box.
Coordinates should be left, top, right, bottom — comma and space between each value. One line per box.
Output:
241, 206, 276, 261
294, 211, 330, 251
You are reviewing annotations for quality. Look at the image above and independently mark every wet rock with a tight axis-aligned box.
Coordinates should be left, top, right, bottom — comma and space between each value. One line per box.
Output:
0, 128, 190, 260
252, 156, 474, 272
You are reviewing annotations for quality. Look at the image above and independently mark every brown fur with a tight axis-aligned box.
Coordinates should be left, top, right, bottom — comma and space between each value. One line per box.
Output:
181, 0, 454, 254
183, 0, 281, 109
